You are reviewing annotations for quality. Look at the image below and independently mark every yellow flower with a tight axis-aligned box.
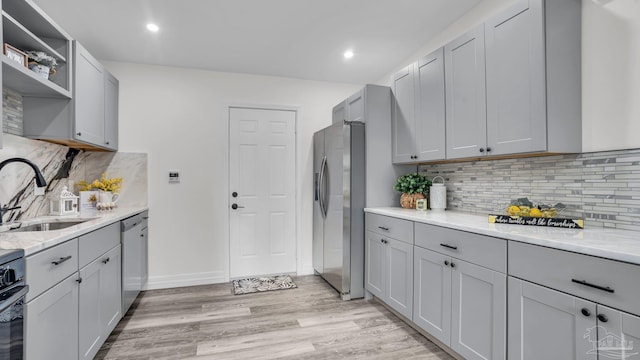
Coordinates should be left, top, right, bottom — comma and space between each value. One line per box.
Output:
76, 173, 123, 193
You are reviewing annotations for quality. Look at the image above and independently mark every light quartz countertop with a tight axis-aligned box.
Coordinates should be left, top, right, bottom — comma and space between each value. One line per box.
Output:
0, 207, 148, 256
365, 207, 640, 266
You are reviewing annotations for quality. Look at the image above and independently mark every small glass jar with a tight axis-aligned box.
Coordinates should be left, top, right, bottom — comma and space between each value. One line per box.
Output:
416, 198, 427, 211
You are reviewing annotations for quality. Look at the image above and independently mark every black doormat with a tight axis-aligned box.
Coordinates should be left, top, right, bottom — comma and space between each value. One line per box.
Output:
232, 275, 297, 295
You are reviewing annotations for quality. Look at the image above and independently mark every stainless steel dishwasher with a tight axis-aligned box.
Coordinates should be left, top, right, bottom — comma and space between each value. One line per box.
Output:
121, 213, 144, 313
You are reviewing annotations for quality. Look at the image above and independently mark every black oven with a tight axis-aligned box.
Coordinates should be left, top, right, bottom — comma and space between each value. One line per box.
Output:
0, 250, 26, 360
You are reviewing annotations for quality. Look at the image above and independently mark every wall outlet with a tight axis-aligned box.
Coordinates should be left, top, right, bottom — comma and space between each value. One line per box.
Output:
34, 179, 45, 196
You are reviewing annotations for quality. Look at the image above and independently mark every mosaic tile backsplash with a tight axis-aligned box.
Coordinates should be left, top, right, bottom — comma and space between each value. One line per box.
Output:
419, 149, 640, 230
2, 88, 23, 136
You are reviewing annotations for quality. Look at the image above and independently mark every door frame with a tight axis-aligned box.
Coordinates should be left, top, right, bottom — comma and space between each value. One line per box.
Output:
225, 104, 300, 281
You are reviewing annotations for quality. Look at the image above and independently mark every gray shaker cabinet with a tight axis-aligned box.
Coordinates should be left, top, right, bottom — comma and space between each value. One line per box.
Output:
331, 100, 346, 124
364, 231, 413, 319
598, 305, 640, 360
391, 64, 416, 163
346, 88, 364, 123
386, 237, 413, 319
445, 25, 487, 160
392, 48, 447, 164
79, 245, 122, 360
414, 48, 446, 162
26, 275, 80, 360
104, 71, 119, 150
413, 245, 506, 360
484, 0, 581, 156
74, 41, 106, 147
365, 230, 385, 299
508, 277, 597, 360
413, 246, 452, 345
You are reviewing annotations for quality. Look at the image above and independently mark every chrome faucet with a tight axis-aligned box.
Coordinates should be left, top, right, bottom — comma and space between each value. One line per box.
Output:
0, 157, 48, 225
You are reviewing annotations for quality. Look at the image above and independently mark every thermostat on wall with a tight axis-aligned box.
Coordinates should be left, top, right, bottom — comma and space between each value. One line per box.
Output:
168, 171, 180, 184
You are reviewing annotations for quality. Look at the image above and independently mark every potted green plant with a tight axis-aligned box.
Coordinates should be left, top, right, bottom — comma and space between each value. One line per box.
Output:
394, 173, 432, 209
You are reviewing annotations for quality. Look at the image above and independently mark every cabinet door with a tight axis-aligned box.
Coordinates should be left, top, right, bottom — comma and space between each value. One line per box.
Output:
26, 275, 79, 360
74, 41, 105, 146
597, 305, 640, 360
386, 238, 413, 319
332, 100, 346, 124
445, 25, 487, 160
104, 71, 119, 150
451, 260, 506, 360
508, 277, 596, 360
346, 89, 365, 123
485, 0, 546, 155
391, 65, 416, 164
79, 256, 105, 360
415, 48, 446, 161
365, 231, 385, 299
413, 246, 452, 345
101, 245, 123, 336
79, 245, 122, 360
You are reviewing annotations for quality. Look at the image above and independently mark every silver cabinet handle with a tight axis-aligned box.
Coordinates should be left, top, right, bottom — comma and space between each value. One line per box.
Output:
52, 256, 72, 266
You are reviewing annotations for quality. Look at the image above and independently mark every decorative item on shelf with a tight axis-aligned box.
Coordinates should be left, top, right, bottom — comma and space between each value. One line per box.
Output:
75, 173, 122, 211
78, 191, 98, 210
394, 173, 432, 209
24, 50, 57, 80
488, 197, 584, 229
49, 186, 79, 216
415, 198, 428, 211
3, 43, 28, 67
429, 176, 447, 211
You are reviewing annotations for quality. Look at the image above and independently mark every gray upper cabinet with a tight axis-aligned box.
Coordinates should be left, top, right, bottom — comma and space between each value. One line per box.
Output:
332, 100, 346, 124
75, 41, 106, 147
445, 25, 487, 160
485, 0, 546, 156
415, 48, 446, 162
23, 41, 119, 151
346, 89, 364, 123
391, 65, 416, 163
104, 71, 119, 150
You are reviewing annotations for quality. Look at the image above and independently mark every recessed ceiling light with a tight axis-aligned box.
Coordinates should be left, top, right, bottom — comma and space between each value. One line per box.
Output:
146, 23, 159, 32
343, 50, 354, 59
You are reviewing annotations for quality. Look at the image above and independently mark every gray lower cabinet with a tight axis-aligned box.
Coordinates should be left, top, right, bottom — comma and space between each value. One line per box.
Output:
413, 246, 506, 360
26, 275, 80, 360
79, 245, 122, 360
364, 230, 413, 319
508, 277, 597, 360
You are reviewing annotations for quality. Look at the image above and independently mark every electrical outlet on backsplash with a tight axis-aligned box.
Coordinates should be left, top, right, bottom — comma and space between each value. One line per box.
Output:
419, 149, 640, 230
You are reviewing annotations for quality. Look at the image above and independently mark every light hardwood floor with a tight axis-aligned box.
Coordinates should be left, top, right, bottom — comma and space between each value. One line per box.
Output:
96, 275, 454, 360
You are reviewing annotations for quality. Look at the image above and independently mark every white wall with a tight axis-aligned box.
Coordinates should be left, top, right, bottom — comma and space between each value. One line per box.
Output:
104, 61, 360, 288
375, 0, 640, 153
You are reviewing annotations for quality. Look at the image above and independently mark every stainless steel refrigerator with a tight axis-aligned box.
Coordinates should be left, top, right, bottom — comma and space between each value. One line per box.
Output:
313, 120, 365, 300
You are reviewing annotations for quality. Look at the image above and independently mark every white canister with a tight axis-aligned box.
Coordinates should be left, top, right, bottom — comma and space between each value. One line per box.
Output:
430, 176, 446, 211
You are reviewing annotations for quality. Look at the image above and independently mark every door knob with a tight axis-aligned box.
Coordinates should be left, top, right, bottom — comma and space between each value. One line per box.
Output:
232, 192, 238, 198
581, 308, 591, 317
231, 203, 244, 210
597, 314, 609, 323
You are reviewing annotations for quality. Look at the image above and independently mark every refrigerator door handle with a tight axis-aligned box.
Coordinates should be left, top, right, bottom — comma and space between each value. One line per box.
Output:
319, 155, 328, 218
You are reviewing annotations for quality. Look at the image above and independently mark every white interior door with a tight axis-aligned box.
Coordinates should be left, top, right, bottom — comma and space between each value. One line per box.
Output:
229, 107, 296, 278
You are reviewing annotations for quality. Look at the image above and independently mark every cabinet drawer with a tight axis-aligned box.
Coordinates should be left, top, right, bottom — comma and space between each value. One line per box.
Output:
26, 238, 79, 301
79, 222, 120, 268
509, 241, 640, 316
365, 213, 413, 244
414, 223, 506, 273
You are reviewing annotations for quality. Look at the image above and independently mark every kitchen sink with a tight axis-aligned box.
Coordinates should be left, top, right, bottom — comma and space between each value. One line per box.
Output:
8, 219, 95, 232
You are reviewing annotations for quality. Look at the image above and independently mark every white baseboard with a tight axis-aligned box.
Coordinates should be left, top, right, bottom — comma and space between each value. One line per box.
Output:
299, 263, 315, 276
144, 271, 226, 290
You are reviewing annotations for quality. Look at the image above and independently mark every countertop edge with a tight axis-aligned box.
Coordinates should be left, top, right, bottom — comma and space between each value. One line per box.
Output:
365, 207, 640, 266
0, 207, 149, 256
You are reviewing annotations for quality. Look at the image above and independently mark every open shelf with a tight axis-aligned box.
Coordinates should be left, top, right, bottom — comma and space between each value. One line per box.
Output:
2, 11, 66, 62
2, 55, 71, 98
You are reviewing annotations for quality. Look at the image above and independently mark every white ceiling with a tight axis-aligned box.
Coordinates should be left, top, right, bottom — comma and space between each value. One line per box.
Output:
32, 0, 482, 84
